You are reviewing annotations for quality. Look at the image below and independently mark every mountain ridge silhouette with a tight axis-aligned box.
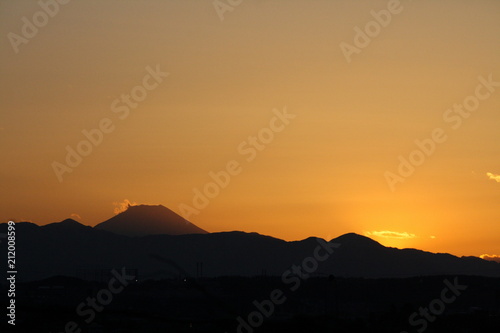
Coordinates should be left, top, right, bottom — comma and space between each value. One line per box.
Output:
2, 205, 499, 281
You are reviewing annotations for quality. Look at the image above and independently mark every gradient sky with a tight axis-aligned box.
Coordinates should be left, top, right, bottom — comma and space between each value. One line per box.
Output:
1, 0, 499, 258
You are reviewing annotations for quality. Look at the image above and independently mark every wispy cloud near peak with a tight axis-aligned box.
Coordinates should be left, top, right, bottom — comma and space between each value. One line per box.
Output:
365, 231, 416, 239
480, 254, 500, 263
486, 172, 500, 182
113, 199, 137, 215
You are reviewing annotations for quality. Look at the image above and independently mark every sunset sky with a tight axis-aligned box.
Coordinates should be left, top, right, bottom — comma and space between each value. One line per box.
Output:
1, 0, 499, 258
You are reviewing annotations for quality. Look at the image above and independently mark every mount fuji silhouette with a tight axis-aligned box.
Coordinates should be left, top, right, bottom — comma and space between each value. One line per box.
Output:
95, 204, 207, 236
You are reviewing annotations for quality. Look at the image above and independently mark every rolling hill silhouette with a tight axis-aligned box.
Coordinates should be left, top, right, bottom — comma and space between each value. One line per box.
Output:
94, 204, 207, 236
2, 209, 499, 282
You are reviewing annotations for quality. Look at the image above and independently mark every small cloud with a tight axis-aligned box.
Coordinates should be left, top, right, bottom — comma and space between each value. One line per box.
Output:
113, 199, 137, 214
486, 172, 500, 183
70, 213, 81, 220
480, 254, 500, 263
365, 231, 416, 239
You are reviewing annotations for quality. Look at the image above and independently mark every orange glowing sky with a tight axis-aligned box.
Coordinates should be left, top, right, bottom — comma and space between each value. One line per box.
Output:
1, 0, 499, 258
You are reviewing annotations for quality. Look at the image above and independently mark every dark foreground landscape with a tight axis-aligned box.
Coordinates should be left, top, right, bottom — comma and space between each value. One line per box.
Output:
2, 275, 499, 333
2, 206, 499, 332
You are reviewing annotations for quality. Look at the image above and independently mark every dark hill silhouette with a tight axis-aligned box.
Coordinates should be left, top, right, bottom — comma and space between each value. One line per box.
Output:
333, 232, 384, 249
94, 204, 207, 236
1, 215, 499, 282
42, 218, 90, 231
